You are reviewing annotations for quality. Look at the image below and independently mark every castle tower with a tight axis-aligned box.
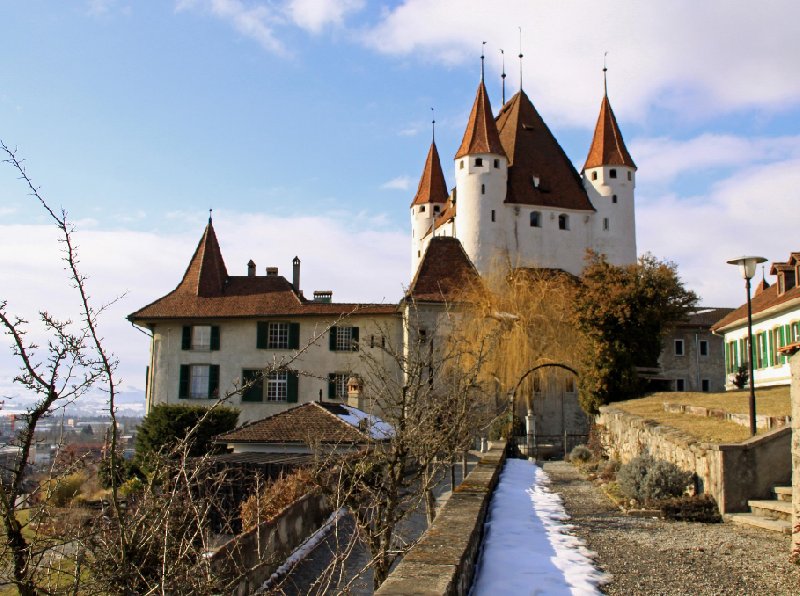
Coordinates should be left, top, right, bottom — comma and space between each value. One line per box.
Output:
453, 80, 508, 275
410, 141, 449, 276
582, 82, 637, 266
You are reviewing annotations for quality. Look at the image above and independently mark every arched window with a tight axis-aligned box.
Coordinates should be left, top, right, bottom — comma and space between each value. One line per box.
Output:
530, 211, 541, 227
558, 214, 569, 230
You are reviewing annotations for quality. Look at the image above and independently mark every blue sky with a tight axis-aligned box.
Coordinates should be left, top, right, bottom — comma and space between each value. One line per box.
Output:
2, 1, 799, 409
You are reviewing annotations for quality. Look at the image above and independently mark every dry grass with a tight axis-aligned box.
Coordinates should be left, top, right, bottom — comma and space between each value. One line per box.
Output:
613, 386, 791, 445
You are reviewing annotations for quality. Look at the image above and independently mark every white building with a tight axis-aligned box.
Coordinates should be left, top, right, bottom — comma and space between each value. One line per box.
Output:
410, 77, 637, 278
712, 252, 800, 389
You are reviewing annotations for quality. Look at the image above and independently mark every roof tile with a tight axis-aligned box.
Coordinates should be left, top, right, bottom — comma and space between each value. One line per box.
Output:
411, 141, 449, 207
455, 82, 505, 159
583, 95, 636, 171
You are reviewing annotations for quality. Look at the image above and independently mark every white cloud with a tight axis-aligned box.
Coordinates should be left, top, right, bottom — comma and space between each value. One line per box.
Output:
0, 211, 406, 406
175, 0, 288, 55
360, 0, 800, 126
638, 156, 800, 307
286, 0, 364, 34
380, 175, 412, 191
632, 134, 800, 184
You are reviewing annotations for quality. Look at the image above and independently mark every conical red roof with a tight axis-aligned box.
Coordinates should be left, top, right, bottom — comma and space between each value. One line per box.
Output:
455, 81, 505, 159
180, 219, 229, 297
583, 95, 636, 171
411, 141, 449, 207
496, 91, 594, 211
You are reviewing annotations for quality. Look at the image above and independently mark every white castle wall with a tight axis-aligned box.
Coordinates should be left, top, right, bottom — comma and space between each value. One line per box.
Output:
584, 165, 636, 266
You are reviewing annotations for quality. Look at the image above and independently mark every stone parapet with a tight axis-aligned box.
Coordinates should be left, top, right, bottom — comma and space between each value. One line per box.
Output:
375, 441, 507, 596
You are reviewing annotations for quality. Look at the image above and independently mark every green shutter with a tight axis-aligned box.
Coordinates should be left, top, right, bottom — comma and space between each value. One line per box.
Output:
210, 326, 220, 350
241, 369, 263, 402
733, 341, 738, 368
289, 323, 300, 349
179, 365, 189, 398
724, 343, 730, 374
351, 327, 359, 351
208, 365, 220, 398
182, 326, 191, 350
329, 326, 338, 351
779, 326, 786, 364
287, 371, 299, 403
328, 373, 336, 399
256, 322, 268, 349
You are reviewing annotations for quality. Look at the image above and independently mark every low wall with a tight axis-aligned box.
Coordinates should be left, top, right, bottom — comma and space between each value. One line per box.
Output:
375, 441, 507, 596
597, 407, 791, 513
211, 492, 331, 595
663, 402, 790, 430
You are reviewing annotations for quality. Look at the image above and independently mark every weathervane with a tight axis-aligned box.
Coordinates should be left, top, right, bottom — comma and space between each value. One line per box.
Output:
208, 208, 213, 224
518, 27, 524, 91
500, 49, 506, 104
481, 41, 487, 81
603, 51, 609, 96
431, 107, 435, 142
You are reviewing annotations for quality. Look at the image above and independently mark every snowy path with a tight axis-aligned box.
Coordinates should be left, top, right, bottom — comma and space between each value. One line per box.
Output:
471, 459, 607, 595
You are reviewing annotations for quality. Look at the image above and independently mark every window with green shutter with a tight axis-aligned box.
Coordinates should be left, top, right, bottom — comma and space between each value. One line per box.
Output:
182, 327, 191, 350
330, 326, 359, 351
179, 365, 189, 398
210, 326, 220, 350
208, 365, 220, 398
256, 322, 268, 349
287, 371, 299, 403
241, 369, 264, 402
328, 373, 348, 399
289, 323, 300, 349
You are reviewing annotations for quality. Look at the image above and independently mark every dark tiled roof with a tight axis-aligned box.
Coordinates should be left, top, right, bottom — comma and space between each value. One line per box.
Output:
496, 91, 595, 211
676, 307, 735, 328
455, 81, 505, 159
128, 223, 399, 321
215, 402, 370, 445
411, 142, 449, 207
712, 284, 800, 331
583, 95, 636, 171
407, 237, 481, 302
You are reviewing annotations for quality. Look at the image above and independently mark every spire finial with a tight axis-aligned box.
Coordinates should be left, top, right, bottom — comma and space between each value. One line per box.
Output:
431, 107, 435, 142
518, 27, 524, 91
603, 51, 609, 97
481, 41, 486, 81
208, 208, 213, 224
500, 48, 506, 104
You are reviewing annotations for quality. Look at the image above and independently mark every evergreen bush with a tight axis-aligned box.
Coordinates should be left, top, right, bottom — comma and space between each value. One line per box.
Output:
569, 444, 592, 463
617, 453, 692, 505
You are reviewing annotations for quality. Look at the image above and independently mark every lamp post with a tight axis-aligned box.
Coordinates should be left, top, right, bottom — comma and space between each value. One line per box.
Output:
726, 255, 767, 436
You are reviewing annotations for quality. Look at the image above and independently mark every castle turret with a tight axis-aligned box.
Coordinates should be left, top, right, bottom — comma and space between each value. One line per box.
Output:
453, 80, 507, 275
410, 141, 449, 276
583, 80, 637, 266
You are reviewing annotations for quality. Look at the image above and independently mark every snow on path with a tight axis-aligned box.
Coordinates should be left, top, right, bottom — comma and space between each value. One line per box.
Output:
471, 459, 607, 595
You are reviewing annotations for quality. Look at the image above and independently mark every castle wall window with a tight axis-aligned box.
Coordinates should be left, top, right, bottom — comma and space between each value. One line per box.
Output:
257, 322, 300, 349
699, 340, 709, 357
182, 325, 220, 351
434, 205, 441, 212
612, 194, 617, 203
558, 214, 569, 230
628, 171, 632, 181
330, 326, 359, 351
179, 364, 219, 399
328, 373, 349, 399
701, 379, 710, 392
460, 160, 464, 169
609, 168, 617, 178
674, 339, 684, 356
491, 210, 496, 222
530, 211, 541, 227
481, 184, 485, 195
591, 171, 597, 181
474, 158, 483, 167
603, 217, 609, 231
419, 205, 426, 213
494, 159, 500, 168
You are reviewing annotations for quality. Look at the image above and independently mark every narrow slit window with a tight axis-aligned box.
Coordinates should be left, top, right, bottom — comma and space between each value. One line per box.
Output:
491, 210, 496, 222
591, 171, 598, 181
612, 194, 617, 203
603, 217, 609, 231
481, 184, 485, 195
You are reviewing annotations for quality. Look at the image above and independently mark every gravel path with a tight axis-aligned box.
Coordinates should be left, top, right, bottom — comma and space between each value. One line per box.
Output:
542, 461, 800, 596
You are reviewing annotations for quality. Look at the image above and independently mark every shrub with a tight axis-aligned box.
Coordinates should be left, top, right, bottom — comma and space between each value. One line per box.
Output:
598, 459, 620, 481
42, 472, 86, 507
240, 467, 316, 532
660, 494, 721, 523
488, 414, 525, 441
617, 454, 692, 505
569, 444, 592, 464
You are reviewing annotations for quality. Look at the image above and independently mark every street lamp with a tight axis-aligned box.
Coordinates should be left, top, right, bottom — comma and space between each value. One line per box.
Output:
726, 255, 767, 436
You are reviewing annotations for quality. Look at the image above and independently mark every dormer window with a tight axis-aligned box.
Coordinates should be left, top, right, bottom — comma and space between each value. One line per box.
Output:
474, 158, 483, 167
609, 169, 617, 178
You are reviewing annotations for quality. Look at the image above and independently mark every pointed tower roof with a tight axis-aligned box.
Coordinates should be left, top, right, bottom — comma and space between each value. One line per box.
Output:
496, 91, 594, 211
411, 141, 449, 207
455, 82, 505, 159
179, 218, 229, 297
583, 95, 636, 171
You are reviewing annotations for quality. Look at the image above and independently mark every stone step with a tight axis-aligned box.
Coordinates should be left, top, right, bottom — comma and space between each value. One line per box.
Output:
747, 499, 792, 522
727, 513, 792, 534
773, 486, 792, 503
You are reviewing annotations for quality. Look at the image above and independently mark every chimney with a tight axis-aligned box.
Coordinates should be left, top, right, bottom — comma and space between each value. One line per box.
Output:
313, 290, 332, 303
247, 260, 256, 277
347, 375, 364, 410
266, 267, 278, 277
292, 256, 301, 292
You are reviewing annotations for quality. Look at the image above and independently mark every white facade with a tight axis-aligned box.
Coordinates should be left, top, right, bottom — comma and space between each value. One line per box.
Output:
583, 164, 637, 267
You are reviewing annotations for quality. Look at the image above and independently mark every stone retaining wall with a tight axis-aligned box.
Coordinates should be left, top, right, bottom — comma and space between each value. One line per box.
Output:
211, 492, 331, 595
597, 407, 791, 513
375, 441, 507, 596
663, 402, 790, 430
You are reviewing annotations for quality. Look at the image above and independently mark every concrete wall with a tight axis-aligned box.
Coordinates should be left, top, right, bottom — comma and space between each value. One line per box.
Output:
597, 406, 791, 513
375, 441, 506, 596
211, 492, 331, 596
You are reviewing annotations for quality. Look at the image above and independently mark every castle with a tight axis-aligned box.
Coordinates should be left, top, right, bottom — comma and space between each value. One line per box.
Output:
410, 73, 637, 279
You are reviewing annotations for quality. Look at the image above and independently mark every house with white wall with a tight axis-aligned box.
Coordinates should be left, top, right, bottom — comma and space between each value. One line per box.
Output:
712, 252, 800, 389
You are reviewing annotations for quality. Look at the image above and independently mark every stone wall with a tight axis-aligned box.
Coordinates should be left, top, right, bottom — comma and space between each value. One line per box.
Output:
211, 492, 331, 596
597, 406, 791, 513
375, 441, 507, 596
